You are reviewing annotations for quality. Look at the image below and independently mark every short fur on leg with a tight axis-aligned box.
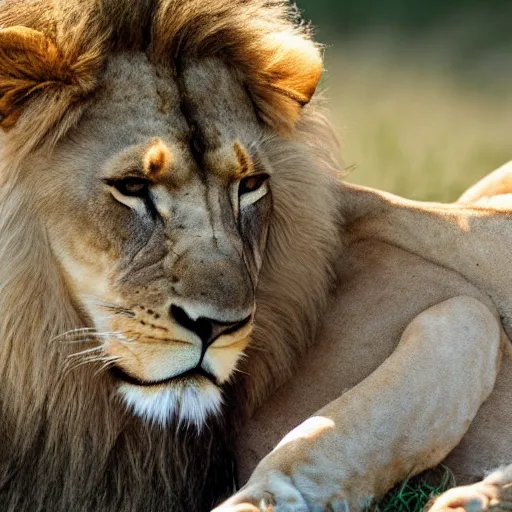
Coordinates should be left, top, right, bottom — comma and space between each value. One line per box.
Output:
217, 296, 504, 511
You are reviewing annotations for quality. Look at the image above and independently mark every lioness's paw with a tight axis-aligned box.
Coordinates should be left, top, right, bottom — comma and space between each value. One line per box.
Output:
427, 465, 512, 512
212, 471, 308, 512
212, 470, 350, 512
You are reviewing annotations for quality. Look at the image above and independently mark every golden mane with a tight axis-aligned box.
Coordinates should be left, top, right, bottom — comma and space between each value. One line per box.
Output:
0, 1, 342, 510
0, 0, 322, 163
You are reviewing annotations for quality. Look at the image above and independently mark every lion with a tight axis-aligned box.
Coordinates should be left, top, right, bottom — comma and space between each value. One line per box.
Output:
0, 1, 511, 512
0, 1, 337, 510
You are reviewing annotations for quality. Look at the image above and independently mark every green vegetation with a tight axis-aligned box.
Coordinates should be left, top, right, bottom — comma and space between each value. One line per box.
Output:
294, 0, 512, 202
296, 0, 512, 40
323, 40, 511, 202
368, 467, 455, 512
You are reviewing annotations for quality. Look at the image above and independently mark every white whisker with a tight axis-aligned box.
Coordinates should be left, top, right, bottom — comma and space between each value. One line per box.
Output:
50, 328, 96, 343
232, 367, 251, 377
63, 355, 121, 377
94, 358, 120, 376
66, 346, 104, 359
60, 338, 97, 345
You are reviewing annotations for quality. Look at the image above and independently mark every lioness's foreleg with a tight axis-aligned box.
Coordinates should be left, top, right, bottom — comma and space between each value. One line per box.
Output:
214, 296, 502, 512
458, 161, 512, 205
426, 464, 512, 512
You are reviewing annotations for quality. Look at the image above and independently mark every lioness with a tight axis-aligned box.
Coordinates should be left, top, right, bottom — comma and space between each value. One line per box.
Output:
0, 0, 510, 511
225, 160, 512, 511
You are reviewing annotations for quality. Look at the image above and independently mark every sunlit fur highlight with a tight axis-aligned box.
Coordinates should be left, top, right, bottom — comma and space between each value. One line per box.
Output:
0, 0, 322, 169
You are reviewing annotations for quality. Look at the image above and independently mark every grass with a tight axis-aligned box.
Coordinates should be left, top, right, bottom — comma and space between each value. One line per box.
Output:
321, 32, 512, 202
367, 466, 455, 512
317, 31, 511, 511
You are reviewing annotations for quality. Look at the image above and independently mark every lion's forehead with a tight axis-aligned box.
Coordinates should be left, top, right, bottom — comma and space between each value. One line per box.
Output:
82, 53, 261, 170
37, 53, 267, 314
178, 59, 262, 148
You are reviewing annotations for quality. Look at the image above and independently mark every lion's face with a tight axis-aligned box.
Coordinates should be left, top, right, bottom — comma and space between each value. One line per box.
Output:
34, 54, 272, 425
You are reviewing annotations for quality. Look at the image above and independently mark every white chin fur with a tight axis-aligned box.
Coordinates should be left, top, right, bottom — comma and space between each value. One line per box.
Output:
118, 380, 223, 428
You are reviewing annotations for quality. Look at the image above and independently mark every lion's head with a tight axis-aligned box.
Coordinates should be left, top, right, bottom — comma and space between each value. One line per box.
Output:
37, 54, 278, 426
0, 0, 341, 509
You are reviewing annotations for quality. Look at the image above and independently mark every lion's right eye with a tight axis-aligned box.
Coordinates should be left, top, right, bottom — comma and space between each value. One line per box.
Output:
238, 174, 269, 197
106, 177, 150, 198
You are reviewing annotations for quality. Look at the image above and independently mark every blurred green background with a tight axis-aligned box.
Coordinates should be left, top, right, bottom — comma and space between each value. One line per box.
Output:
296, 0, 512, 201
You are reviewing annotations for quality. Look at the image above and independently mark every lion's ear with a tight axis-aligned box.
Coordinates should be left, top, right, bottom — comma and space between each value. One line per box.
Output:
246, 31, 323, 133
0, 26, 69, 130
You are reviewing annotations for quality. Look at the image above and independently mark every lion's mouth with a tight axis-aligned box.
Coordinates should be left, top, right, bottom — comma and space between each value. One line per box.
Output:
110, 365, 219, 387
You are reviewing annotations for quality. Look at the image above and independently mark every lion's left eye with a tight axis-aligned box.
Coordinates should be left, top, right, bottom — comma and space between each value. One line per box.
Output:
238, 174, 269, 197
106, 177, 150, 198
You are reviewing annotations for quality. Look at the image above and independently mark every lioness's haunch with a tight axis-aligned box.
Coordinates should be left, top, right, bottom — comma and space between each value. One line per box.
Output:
0, 0, 511, 511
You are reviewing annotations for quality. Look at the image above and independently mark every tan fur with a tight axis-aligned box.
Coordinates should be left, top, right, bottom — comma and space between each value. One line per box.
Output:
0, 0, 321, 164
0, 1, 338, 510
1, 1, 511, 512
224, 176, 512, 510
233, 141, 254, 178
458, 161, 512, 208
143, 139, 173, 177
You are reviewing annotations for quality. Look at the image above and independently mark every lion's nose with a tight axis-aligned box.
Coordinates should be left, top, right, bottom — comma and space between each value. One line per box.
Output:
170, 304, 251, 346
